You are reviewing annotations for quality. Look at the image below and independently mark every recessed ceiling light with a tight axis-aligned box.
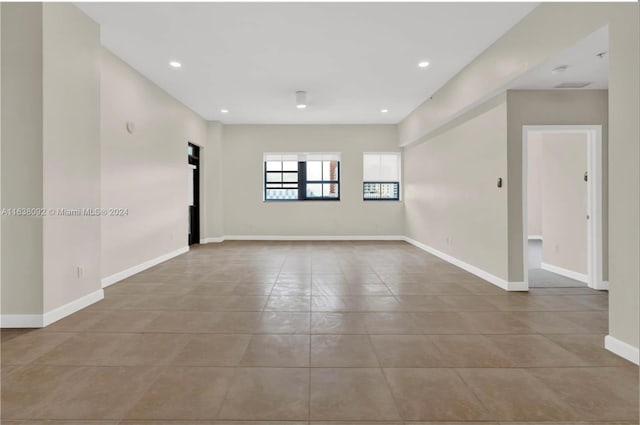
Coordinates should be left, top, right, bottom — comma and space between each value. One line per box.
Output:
169, 61, 182, 68
381, 109, 389, 113
220, 109, 229, 114
418, 61, 430, 68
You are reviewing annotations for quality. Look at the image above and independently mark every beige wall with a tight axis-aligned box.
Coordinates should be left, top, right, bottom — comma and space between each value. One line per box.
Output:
540, 132, 588, 275
222, 125, 403, 237
100, 49, 207, 279
404, 95, 509, 280
1, 3, 102, 317
400, 2, 637, 349
203, 121, 224, 240
0, 3, 2, 316
507, 90, 608, 280
527, 132, 543, 236
0, 3, 44, 315
42, 3, 101, 312
606, 3, 639, 351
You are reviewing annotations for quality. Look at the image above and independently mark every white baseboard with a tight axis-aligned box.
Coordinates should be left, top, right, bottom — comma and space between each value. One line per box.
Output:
101, 246, 189, 288
541, 262, 589, 284
43, 289, 104, 326
403, 237, 527, 291
504, 281, 529, 291
1, 314, 43, 328
605, 335, 639, 365
528, 235, 543, 240
200, 237, 224, 243
217, 235, 406, 241
1, 288, 104, 328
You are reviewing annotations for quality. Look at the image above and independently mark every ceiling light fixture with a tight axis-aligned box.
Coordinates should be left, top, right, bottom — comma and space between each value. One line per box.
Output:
169, 61, 182, 68
296, 91, 307, 109
381, 109, 389, 113
418, 61, 430, 68
220, 109, 229, 114
551, 65, 569, 74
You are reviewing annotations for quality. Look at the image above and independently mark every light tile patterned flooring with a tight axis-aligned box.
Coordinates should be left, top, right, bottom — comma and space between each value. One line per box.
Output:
2, 240, 638, 424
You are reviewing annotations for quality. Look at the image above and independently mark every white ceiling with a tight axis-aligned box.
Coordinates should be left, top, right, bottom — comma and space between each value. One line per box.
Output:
77, 2, 538, 124
510, 26, 608, 90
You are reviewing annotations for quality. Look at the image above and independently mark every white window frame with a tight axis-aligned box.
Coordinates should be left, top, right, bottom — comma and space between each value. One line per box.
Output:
363, 152, 402, 201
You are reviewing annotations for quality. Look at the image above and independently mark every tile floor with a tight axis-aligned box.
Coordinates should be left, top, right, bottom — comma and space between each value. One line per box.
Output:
528, 267, 586, 288
2, 240, 638, 424
527, 240, 585, 288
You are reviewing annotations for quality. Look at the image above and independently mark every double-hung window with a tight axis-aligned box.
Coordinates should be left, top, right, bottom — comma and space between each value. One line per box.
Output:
363, 152, 401, 200
264, 153, 340, 201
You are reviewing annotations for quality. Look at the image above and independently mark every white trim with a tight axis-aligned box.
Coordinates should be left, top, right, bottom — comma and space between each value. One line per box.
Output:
605, 335, 639, 365
1, 314, 43, 328
403, 237, 527, 291
528, 235, 543, 240
200, 237, 224, 244
42, 289, 104, 326
223, 235, 405, 241
522, 126, 529, 288
101, 246, 189, 288
586, 127, 605, 290
540, 262, 589, 284
522, 125, 604, 291
1, 288, 104, 328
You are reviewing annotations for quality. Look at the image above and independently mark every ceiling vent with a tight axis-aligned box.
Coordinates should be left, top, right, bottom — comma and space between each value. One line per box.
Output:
554, 81, 592, 89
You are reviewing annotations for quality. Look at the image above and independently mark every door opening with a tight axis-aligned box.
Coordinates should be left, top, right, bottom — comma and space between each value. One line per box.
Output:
522, 125, 605, 290
188, 143, 200, 246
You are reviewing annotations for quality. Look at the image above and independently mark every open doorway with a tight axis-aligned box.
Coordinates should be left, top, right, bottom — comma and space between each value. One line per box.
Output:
522, 125, 606, 290
188, 143, 200, 245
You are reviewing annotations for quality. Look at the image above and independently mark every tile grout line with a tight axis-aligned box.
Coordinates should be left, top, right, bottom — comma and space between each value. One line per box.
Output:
368, 333, 404, 422
452, 366, 495, 419
5, 241, 625, 423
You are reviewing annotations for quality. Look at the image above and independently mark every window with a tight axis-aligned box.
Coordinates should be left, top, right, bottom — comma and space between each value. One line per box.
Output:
363, 152, 401, 200
264, 153, 340, 201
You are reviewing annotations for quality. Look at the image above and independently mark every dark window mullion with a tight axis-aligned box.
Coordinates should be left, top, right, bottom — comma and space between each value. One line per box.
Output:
265, 159, 340, 201
298, 161, 306, 200
363, 181, 399, 201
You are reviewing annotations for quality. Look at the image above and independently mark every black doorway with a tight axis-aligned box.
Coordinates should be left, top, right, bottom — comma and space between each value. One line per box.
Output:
188, 143, 200, 245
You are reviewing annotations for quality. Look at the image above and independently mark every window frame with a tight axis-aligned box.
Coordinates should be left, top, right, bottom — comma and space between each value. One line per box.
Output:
362, 152, 401, 201
362, 181, 400, 201
263, 158, 341, 202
